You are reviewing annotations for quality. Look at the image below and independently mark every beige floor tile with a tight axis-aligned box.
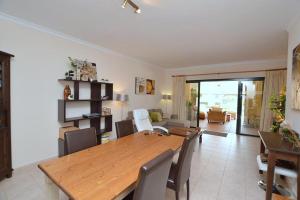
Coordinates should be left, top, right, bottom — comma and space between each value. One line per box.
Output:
0, 133, 295, 200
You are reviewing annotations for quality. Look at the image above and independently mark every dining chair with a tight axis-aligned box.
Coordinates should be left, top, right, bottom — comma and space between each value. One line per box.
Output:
167, 133, 198, 200
64, 127, 97, 155
131, 149, 174, 200
133, 109, 168, 133
115, 120, 135, 138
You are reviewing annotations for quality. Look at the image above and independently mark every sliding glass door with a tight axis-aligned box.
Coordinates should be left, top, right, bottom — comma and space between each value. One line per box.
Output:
186, 78, 264, 136
236, 79, 264, 136
186, 82, 199, 127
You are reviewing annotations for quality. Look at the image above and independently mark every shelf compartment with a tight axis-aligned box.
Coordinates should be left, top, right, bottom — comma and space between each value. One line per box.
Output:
64, 115, 112, 123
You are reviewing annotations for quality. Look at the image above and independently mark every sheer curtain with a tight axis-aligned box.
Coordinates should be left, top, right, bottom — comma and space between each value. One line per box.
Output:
260, 70, 287, 132
172, 76, 187, 120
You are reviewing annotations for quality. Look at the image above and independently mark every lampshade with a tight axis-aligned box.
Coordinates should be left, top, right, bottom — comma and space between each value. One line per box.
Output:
116, 94, 129, 102
162, 94, 171, 100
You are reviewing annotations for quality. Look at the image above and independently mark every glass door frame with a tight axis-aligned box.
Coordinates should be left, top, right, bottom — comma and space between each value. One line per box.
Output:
186, 81, 201, 127
236, 77, 265, 137
186, 77, 264, 137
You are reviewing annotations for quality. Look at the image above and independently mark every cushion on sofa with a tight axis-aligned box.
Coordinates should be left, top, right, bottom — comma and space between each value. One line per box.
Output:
149, 111, 163, 122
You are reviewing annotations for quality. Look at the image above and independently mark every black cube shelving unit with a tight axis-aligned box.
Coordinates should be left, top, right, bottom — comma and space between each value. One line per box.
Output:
58, 79, 113, 144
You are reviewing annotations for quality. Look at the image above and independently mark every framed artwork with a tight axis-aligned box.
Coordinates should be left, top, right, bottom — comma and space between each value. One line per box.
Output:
146, 79, 155, 95
135, 77, 146, 94
292, 44, 300, 110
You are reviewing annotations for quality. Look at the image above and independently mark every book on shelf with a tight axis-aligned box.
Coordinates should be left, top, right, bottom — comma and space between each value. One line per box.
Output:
101, 133, 110, 144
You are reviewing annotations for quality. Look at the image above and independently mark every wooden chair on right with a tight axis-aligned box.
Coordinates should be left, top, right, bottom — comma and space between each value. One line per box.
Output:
124, 149, 174, 200
167, 133, 198, 200
115, 119, 135, 138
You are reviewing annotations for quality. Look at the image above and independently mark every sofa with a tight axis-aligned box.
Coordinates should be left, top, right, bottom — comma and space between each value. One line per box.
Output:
207, 108, 227, 124
127, 109, 190, 129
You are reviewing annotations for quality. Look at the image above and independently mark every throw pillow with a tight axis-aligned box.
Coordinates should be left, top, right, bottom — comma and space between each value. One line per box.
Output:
149, 112, 163, 122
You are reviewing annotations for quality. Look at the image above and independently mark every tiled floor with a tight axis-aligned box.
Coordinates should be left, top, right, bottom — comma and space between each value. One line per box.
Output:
0, 134, 293, 200
199, 119, 259, 136
199, 119, 237, 133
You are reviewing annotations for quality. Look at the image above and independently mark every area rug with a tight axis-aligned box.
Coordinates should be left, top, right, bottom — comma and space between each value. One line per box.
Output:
203, 130, 228, 137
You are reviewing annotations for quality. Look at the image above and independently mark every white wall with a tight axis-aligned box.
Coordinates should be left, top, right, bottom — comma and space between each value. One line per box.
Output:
0, 16, 167, 168
286, 16, 300, 134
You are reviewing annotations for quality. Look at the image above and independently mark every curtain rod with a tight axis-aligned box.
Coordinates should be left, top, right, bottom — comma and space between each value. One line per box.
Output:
171, 67, 287, 77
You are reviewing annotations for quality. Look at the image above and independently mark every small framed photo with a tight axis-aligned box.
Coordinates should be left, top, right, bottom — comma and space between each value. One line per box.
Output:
102, 107, 111, 115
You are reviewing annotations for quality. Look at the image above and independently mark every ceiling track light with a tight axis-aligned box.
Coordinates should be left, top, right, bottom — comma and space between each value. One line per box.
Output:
121, 0, 141, 14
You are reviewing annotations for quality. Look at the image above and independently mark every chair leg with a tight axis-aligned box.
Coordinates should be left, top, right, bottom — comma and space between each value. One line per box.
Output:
175, 191, 179, 200
199, 135, 202, 143
187, 179, 190, 200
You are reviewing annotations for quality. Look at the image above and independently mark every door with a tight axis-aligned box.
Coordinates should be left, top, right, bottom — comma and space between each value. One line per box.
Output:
237, 79, 264, 136
186, 82, 199, 127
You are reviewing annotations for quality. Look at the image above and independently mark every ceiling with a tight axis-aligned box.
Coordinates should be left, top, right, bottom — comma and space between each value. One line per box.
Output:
0, 0, 299, 68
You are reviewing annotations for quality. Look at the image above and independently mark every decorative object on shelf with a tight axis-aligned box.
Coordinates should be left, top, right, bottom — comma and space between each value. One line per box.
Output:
81, 62, 97, 82
116, 93, 129, 120
68, 57, 97, 81
65, 70, 74, 80
102, 107, 111, 116
162, 94, 172, 117
101, 95, 109, 100
101, 133, 110, 144
146, 79, 155, 95
67, 94, 74, 100
82, 113, 101, 119
64, 85, 71, 100
292, 44, 300, 110
135, 77, 146, 94
100, 78, 110, 83
81, 74, 89, 81
269, 87, 286, 132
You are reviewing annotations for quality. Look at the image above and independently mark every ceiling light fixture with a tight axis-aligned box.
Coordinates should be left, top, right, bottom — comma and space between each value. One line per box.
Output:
121, 0, 141, 14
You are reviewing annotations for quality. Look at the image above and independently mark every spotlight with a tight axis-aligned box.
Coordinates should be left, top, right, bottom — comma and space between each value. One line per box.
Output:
121, 0, 128, 8
135, 8, 141, 14
122, 0, 141, 14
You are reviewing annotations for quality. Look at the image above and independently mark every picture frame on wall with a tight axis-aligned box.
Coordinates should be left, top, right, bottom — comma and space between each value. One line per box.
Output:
146, 79, 155, 95
135, 77, 155, 95
135, 77, 146, 95
292, 44, 300, 110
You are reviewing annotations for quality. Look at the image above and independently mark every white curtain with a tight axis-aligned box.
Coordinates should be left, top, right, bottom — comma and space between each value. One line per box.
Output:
172, 77, 187, 120
260, 70, 287, 132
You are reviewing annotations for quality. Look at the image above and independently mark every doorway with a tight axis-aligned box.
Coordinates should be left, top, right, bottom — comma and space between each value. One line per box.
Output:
186, 78, 264, 136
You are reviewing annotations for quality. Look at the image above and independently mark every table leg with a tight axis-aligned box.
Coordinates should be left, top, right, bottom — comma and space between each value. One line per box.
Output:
266, 152, 276, 200
44, 176, 60, 199
297, 157, 300, 200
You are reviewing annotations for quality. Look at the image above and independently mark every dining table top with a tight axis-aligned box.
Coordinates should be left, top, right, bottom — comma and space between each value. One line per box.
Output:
38, 132, 184, 200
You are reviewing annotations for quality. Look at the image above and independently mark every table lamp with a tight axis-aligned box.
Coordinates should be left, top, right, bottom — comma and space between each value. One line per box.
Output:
162, 94, 171, 117
116, 94, 129, 120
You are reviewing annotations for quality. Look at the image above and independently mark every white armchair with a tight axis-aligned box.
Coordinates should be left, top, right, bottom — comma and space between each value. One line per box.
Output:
133, 109, 168, 133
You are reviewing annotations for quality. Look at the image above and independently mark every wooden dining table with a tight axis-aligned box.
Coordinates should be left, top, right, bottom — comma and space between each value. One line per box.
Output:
38, 132, 184, 200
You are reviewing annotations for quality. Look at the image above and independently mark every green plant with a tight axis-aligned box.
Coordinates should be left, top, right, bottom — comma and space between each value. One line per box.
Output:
269, 87, 286, 132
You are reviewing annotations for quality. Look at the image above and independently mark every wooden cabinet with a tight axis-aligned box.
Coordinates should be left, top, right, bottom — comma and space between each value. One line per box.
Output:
0, 51, 13, 181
